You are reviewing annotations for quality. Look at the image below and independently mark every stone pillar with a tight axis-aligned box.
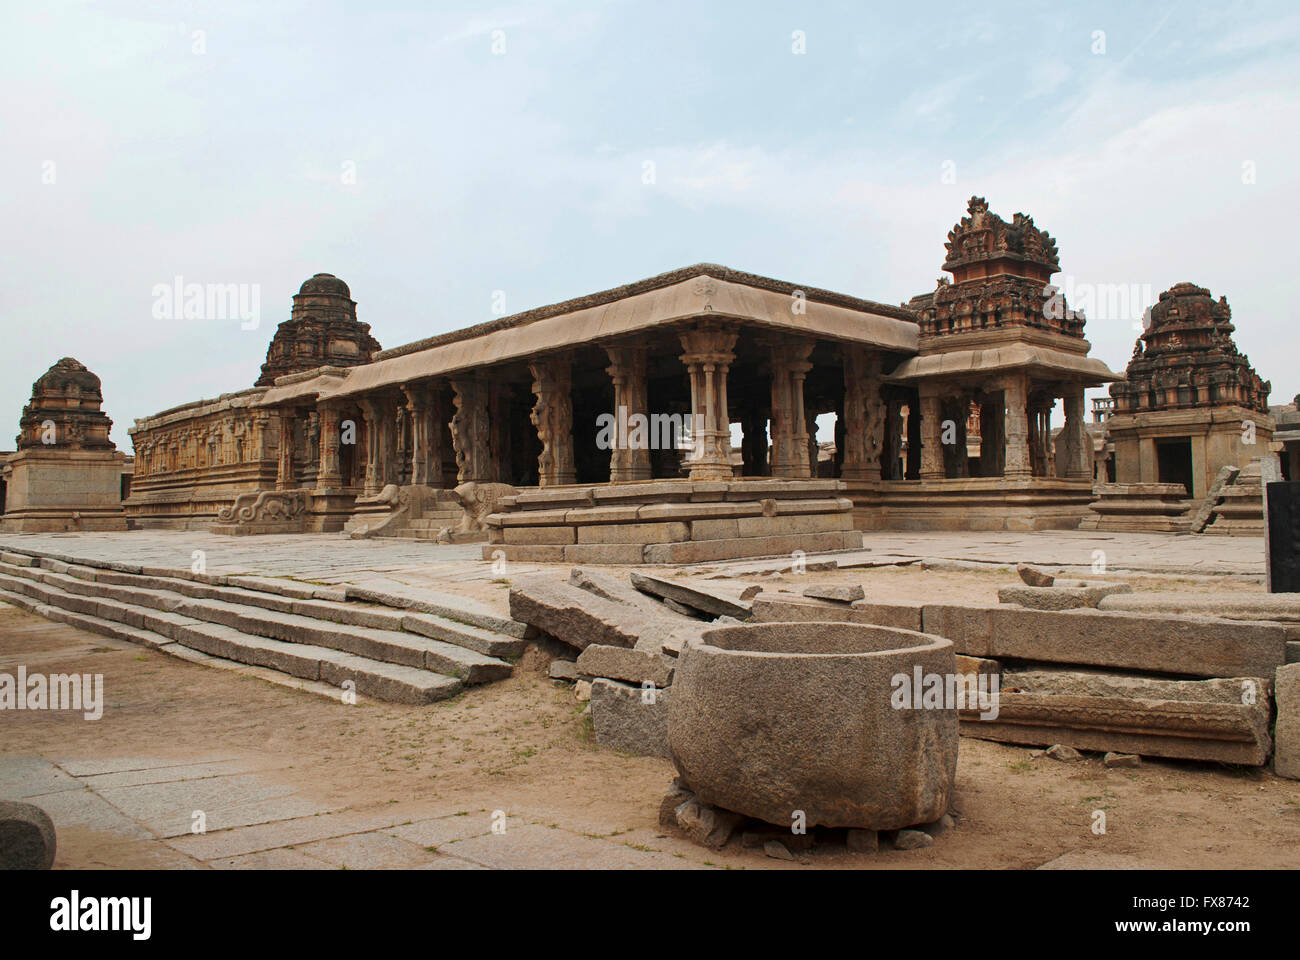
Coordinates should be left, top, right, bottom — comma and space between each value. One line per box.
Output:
402, 383, 434, 486
918, 386, 945, 480
529, 355, 576, 487
1002, 376, 1032, 479
451, 377, 493, 484
766, 336, 813, 479
315, 401, 343, 490
680, 324, 739, 480
840, 346, 884, 481
276, 409, 295, 490
358, 396, 382, 495
604, 345, 651, 482
1061, 389, 1091, 479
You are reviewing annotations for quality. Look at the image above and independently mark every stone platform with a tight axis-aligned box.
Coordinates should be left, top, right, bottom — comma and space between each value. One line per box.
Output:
483, 479, 864, 564
1078, 482, 1192, 533
862, 477, 1095, 532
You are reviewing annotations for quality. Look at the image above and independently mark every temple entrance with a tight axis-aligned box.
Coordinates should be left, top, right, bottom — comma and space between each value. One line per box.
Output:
1156, 437, 1194, 495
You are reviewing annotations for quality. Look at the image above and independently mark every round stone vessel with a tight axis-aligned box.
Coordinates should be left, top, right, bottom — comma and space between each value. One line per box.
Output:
668, 622, 958, 830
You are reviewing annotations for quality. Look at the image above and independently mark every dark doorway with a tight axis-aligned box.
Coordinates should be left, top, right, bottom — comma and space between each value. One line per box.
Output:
1156, 437, 1194, 495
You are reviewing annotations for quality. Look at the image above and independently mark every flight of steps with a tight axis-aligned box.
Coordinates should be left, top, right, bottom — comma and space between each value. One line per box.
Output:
0, 548, 530, 704
395, 507, 469, 540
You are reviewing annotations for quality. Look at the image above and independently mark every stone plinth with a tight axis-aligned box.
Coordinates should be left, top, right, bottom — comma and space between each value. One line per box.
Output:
482, 479, 863, 564
871, 477, 1095, 531
1079, 482, 1192, 533
0, 447, 128, 532
668, 622, 957, 830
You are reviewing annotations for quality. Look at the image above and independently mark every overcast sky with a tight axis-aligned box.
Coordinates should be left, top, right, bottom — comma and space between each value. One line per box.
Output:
3, 1, 1298, 447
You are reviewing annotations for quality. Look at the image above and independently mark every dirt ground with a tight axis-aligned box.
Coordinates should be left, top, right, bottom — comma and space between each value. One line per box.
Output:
4, 561, 1297, 870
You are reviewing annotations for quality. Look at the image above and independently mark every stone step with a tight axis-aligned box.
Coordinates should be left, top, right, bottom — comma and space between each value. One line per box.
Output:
0, 585, 460, 704
0, 562, 512, 685
0, 545, 531, 642
5, 553, 527, 655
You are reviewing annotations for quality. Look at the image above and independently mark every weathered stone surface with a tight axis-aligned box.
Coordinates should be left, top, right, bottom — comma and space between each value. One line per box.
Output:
751, 594, 924, 631
548, 659, 578, 682
574, 680, 592, 702
674, 799, 742, 850
893, 829, 933, 850
763, 840, 794, 860
1017, 563, 1055, 586
0, 800, 56, 869
1098, 592, 1300, 623
997, 582, 1133, 611
567, 567, 694, 621
508, 576, 641, 650
669, 622, 957, 830
575, 644, 674, 687
1046, 744, 1082, 762
1104, 752, 1141, 768
589, 678, 670, 757
630, 572, 752, 620
922, 602, 1288, 679
802, 583, 865, 603
1276, 663, 1300, 780
964, 668, 1275, 765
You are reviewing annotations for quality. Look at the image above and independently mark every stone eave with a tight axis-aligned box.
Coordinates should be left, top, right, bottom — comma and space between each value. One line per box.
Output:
885, 343, 1122, 386
258, 272, 921, 406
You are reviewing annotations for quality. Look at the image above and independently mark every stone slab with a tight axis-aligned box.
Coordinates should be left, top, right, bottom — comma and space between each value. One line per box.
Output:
1276, 663, 1300, 779
576, 644, 674, 687
589, 677, 671, 757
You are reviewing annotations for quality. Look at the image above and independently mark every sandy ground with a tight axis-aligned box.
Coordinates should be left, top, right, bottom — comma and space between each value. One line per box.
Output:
3, 559, 1298, 869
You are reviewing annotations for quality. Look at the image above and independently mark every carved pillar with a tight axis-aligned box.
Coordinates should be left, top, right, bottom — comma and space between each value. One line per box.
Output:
451, 377, 493, 484
918, 385, 945, 480
1002, 375, 1032, 479
805, 408, 820, 476
604, 344, 652, 482
528, 354, 576, 487
402, 382, 434, 486
1061, 389, 1091, 479
766, 336, 813, 478
680, 323, 739, 480
841, 346, 883, 480
276, 409, 295, 490
315, 401, 343, 491
358, 396, 382, 495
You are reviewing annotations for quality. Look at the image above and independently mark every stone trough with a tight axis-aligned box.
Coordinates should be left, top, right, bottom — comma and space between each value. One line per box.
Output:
668, 621, 958, 831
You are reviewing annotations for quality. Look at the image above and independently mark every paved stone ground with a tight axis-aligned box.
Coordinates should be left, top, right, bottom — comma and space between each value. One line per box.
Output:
0, 527, 1266, 585
0, 754, 709, 870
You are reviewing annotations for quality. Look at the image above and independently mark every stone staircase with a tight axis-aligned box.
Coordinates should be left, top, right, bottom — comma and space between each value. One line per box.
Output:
0, 548, 529, 704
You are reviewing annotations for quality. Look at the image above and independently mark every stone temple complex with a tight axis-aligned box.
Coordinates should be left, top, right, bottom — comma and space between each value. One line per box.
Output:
1, 198, 1287, 548
110, 197, 1138, 553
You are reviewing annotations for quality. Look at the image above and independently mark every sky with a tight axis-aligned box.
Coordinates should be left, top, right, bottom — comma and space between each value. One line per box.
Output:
3, 0, 1299, 447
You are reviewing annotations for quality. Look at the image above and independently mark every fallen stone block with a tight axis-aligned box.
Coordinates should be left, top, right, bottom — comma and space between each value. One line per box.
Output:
1017, 564, 1054, 587
548, 659, 579, 682
962, 667, 1275, 765
0, 800, 56, 869
763, 840, 794, 860
997, 582, 1132, 611
1098, 593, 1300, 623
922, 603, 1288, 679
567, 567, 695, 621
1046, 744, 1083, 762
508, 576, 644, 650
1276, 663, 1300, 780
1104, 752, 1141, 768
750, 594, 923, 631
675, 799, 743, 850
802, 583, 865, 603
893, 829, 933, 850
630, 571, 752, 620
576, 644, 674, 687
589, 677, 671, 757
